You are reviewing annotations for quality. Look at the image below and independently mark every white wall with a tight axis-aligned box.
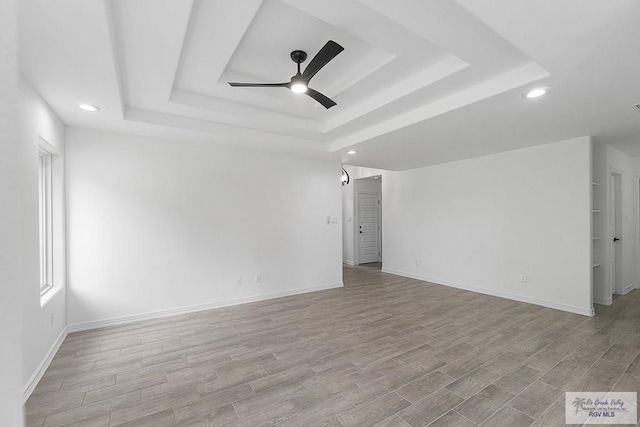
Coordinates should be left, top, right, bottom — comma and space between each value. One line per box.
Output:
342, 165, 386, 265
0, 0, 25, 422
20, 79, 67, 396
382, 137, 593, 316
66, 127, 343, 326
593, 144, 638, 303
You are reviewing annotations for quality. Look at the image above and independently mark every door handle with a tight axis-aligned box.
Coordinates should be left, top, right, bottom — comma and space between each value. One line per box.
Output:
613, 237, 620, 242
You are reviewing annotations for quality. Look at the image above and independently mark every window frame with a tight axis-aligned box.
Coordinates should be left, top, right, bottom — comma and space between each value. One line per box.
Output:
38, 147, 53, 296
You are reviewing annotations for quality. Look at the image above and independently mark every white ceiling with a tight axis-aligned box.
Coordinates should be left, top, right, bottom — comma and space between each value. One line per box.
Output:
19, 0, 640, 170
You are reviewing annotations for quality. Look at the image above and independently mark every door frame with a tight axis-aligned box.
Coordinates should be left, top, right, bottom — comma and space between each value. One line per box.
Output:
636, 177, 640, 291
609, 168, 623, 296
354, 188, 382, 265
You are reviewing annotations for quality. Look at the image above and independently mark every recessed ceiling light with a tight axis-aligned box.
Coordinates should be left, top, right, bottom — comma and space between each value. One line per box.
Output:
525, 88, 548, 99
347, 150, 357, 155
78, 103, 100, 112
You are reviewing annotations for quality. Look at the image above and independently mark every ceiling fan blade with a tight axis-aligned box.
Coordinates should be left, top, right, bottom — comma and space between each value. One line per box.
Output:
301, 40, 344, 82
305, 88, 337, 109
228, 82, 288, 87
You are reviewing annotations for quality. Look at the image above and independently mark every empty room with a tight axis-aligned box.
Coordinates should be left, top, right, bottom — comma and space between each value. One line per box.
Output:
3, 0, 640, 426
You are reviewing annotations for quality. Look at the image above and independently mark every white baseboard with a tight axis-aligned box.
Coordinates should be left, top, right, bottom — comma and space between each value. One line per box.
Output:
67, 282, 344, 333
593, 296, 613, 305
23, 282, 343, 403
343, 260, 357, 266
617, 283, 636, 296
22, 327, 68, 404
381, 268, 594, 317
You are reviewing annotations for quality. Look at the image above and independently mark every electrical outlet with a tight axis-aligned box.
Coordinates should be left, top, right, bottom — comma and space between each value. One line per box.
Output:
236, 276, 242, 286
256, 274, 261, 284
520, 274, 527, 283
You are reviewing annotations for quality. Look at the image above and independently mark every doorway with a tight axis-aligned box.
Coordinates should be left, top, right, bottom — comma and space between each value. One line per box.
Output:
354, 176, 382, 266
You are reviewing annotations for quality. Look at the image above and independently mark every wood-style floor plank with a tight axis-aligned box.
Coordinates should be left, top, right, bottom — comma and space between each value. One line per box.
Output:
24, 263, 640, 426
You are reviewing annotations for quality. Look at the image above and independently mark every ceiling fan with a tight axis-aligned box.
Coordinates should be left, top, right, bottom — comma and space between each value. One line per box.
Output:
228, 40, 344, 109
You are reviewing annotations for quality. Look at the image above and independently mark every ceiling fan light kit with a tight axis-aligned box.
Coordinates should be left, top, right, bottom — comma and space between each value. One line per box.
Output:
290, 78, 307, 94
228, 40, 344, 109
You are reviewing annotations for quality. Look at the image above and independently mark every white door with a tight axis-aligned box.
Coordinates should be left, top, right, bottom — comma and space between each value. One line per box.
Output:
357, 192, 381, 264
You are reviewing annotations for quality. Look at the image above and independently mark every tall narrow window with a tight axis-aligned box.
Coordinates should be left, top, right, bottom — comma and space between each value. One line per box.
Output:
39, 148, 53, 295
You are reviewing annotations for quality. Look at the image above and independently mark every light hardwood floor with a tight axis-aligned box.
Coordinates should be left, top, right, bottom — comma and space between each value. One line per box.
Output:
25, 264, 640, 426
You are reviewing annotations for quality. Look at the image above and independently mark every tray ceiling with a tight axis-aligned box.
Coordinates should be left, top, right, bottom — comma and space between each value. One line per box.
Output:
19, 0, 640, 169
